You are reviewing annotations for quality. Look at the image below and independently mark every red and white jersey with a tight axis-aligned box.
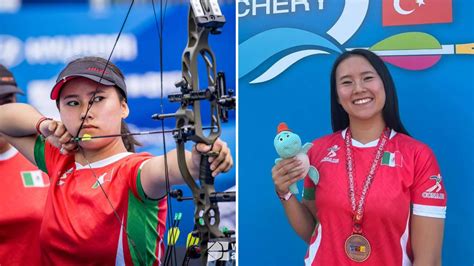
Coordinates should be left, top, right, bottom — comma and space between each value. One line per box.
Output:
0, 147, 49, 266
34, 138, 167, 265
303, 129, 447, 266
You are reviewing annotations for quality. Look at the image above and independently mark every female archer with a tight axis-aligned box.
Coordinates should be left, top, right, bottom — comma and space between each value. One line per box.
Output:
0, 56, 233, 264
272, 49, 446, 265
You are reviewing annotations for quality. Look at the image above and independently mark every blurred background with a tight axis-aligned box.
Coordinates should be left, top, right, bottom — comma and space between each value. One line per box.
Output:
0, 0, 236, 253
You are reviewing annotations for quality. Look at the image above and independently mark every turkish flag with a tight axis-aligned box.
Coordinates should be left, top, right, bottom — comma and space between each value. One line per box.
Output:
382, 0, 452, 26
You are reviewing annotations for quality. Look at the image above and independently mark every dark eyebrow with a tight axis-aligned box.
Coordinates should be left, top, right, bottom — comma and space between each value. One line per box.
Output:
361, 71, 376, 76
338, 71, 375, 81
338, 75, 351, 81
61, 89, 106, 100
88, 89, 106, 96
62, 94, 78, 100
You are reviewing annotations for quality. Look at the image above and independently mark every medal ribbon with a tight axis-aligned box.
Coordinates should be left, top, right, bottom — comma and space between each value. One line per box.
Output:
345, 127, 390, 234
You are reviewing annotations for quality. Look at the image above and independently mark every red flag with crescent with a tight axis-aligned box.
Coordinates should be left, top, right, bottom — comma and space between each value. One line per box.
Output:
383, 0, 452, 26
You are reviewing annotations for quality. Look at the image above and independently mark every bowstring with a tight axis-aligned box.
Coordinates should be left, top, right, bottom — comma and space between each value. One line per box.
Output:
73, 0, 146, 264
150, 0, 176, 265
80, 150, 145, 264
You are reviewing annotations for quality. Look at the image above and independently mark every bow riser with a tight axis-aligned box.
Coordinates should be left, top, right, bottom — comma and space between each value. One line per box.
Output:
180, 9, 222, 145
156, 2, 236, 265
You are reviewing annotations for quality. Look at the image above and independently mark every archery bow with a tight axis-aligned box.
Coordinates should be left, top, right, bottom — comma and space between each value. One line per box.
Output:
153, 0, 236, 264
72, 0, 235, 265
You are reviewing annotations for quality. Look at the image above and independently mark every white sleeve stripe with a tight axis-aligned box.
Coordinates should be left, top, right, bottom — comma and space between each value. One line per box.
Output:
139, 159, 151, 170
413, 204, 446, 218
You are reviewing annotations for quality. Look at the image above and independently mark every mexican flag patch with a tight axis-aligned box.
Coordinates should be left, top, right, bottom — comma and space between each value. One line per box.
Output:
21, 170, 50, 187
381, 151, 403, 167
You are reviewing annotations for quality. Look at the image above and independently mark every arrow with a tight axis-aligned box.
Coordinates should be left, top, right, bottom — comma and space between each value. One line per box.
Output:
72, 126, 218, 142
349, 32, 474, 70
165, 212, 183, 265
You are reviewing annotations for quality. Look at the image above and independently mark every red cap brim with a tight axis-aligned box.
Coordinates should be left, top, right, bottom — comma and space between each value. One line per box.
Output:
50, 77, 72, 100
50, 74, 116, 100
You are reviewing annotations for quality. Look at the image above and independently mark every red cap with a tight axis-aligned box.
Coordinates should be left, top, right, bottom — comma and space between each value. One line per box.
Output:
277, 122, 290, 133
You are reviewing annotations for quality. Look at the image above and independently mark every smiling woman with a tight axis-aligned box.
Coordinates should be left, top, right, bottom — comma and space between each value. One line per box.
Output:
0, 56, 233, 265
272, 49, 446, 265
334, 55, 387, 136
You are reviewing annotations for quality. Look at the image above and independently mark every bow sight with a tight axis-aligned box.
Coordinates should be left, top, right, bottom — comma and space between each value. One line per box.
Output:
153, 0, 236, 265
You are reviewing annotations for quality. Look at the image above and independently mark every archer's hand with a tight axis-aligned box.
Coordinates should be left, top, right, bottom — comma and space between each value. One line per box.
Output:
39, 119, 77, 155
192, 138, 233, 177
272, 157, 306, 195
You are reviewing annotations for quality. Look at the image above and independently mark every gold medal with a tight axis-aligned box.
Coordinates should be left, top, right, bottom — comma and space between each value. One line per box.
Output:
345, 234, 371, 262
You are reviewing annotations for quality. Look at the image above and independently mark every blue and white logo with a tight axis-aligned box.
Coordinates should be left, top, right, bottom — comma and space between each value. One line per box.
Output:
239, 0, 369, 84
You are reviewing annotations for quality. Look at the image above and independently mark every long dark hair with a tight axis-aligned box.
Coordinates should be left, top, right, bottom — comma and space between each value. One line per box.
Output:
56, 56, 141, 152
116, 92, 141, 153
330, 49, 409, 135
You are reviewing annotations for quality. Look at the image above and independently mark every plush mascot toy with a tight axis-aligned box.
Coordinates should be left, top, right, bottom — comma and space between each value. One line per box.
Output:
274, 122, 319, 195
